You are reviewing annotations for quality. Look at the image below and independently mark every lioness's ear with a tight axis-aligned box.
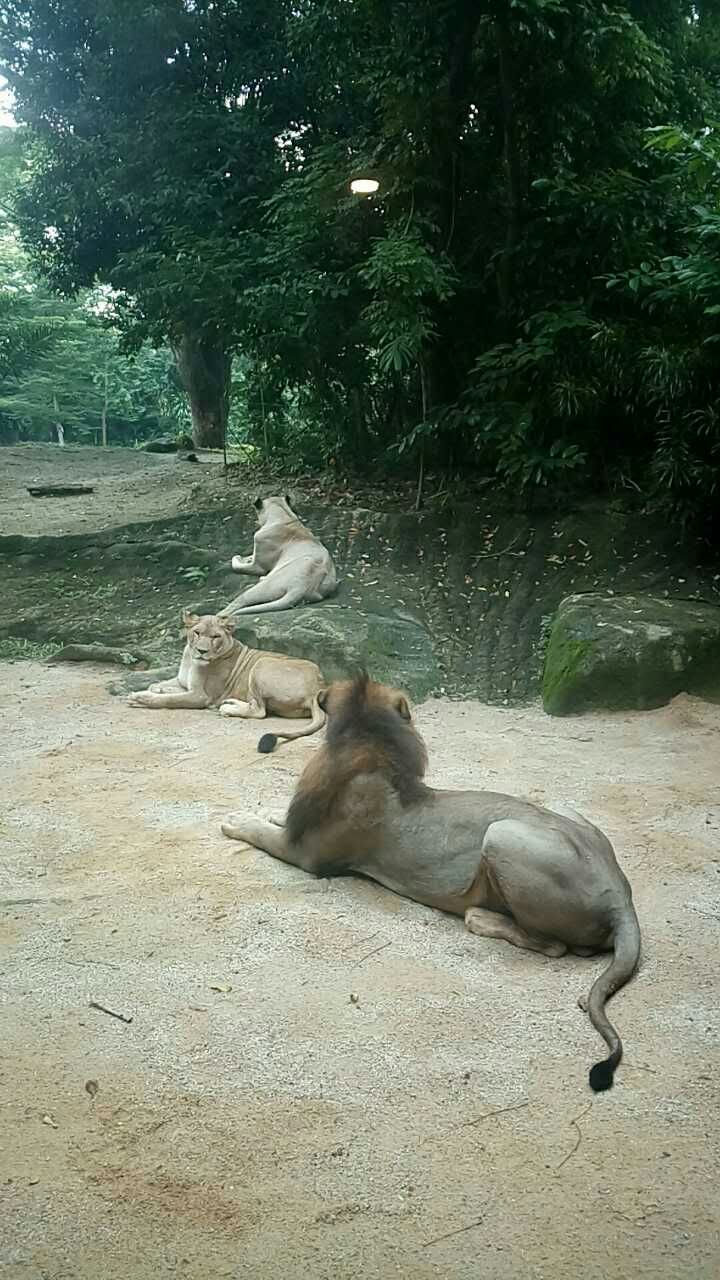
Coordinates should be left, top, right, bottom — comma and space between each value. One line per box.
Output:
284, 494, 293, 508
182, 610, 199, 628
253, 496, 264, 511
220, 616, 236, 633
317, 688, 328, 711
394, 695, 411, 721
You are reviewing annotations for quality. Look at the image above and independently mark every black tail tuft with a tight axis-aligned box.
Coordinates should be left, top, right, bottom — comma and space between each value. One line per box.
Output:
257, 733, 278, 754
589, 1057, 615, 1092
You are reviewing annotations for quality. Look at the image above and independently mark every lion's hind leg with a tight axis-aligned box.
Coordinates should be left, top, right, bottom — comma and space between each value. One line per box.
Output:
221, 573, 291, 614
464, 907, 567, 958
227, 588, 305, 616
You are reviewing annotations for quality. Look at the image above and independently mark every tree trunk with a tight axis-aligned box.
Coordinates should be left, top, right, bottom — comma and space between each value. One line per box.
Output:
101, 360, 109, 447
172, 331, 232, 450
496, 6, 522, 323
52, 393, 64, 446
426, 0, 485, 412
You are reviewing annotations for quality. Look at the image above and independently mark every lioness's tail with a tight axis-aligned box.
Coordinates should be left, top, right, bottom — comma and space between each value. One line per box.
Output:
586, 906, 641, 1092
257, 696, 327, 754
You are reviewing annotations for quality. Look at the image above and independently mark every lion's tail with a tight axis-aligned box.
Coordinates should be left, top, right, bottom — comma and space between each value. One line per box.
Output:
586, 904, 641, 1092
257, 695, 327, 754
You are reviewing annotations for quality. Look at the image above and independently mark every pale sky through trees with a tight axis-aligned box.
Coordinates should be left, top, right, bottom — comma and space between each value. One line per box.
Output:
0, 79, 17, 127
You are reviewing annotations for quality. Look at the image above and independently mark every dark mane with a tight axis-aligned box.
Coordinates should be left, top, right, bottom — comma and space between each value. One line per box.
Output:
286, 672, 429, 845
326, 671, 428, 784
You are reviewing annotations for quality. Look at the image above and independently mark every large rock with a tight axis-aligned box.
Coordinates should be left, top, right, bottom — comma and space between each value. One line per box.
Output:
104, 539, 214, 568
225, 601, 440, 701
139, 436, 177, 454
543, 592, 720, 715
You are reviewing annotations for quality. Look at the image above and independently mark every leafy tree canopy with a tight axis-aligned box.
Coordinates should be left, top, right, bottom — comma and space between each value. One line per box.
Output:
1, 2, 720, 530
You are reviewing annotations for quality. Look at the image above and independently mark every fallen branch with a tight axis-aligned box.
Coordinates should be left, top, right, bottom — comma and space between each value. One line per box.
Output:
88, 999, 133, 1024
27, 484, 94, 497
49, 643, 149, 668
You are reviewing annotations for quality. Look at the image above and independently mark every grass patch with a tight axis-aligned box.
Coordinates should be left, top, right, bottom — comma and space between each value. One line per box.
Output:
0, 636, 59, 662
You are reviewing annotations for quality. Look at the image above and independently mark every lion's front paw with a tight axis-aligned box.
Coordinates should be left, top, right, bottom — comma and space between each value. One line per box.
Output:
127, 691, 154, 708
220, 813, 254, 842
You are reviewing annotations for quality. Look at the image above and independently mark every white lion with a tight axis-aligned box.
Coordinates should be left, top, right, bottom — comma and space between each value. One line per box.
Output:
222, 495, 337, 616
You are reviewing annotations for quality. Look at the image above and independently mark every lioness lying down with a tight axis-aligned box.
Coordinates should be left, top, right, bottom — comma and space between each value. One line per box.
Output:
127, 612, 326, 752
222, 495, 337, 616
222, 674, 642, 1091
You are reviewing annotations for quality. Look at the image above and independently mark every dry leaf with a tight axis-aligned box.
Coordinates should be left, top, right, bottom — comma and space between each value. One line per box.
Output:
209, 983, 232, 993
349, 992, 360, 1005
85, 1080, 99, 1099
41, 1114, 58, 1129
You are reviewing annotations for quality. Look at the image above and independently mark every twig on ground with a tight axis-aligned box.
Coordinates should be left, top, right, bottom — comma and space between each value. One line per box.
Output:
88, 999, 133, 1024
556, 1101, 592, 1170
424, 1218, 484, 1248
352, 940, 392, 966
342, 932, 379, 954
460, 1100, 529, 1128
471, 533, 525, 563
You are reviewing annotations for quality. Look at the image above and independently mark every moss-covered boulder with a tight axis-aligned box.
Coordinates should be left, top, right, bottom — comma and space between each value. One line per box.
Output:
543, 592, 720, 715
225, 600, 440, 702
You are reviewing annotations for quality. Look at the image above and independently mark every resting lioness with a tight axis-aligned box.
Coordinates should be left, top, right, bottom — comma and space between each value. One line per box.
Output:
221, 495, 337, 616
127, 612, 326, 753
222, 673, 642, 1091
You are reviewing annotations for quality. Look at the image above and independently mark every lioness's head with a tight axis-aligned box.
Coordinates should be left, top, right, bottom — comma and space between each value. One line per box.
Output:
182, 612, 236, 663
253, 494, 297, 527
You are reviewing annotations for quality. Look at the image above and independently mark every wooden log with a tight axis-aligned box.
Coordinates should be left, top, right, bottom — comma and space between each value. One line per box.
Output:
27, 484, 94, 497
48, 644, 149, 668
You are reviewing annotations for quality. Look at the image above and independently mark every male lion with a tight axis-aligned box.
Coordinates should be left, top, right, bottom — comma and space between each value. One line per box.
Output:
222, 495, 337, 616
221, 673, 642, 1091
127, 612, 326, 752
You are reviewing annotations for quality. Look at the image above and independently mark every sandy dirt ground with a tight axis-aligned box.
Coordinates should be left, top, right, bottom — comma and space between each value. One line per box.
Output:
1, 662, 719, 1279
0, 444, 234, 537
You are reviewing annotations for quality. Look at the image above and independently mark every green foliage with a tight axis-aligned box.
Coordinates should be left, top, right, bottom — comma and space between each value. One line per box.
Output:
0, 636, 57, 661
360, 229, 457, 374
177, 565, 209, 586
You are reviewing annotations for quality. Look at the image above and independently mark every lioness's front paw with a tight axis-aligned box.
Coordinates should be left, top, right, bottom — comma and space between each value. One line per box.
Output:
219, 699, 250, 717
127, 691, 154, 708
231, 555, 251, 571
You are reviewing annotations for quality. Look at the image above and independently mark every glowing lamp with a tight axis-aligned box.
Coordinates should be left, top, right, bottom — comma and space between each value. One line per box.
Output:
350, 177, 379, 195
